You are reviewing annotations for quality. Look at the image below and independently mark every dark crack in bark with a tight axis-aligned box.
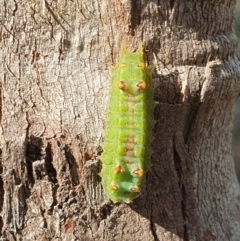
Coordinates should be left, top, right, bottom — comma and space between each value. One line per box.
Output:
173, 142, 189, 241
150, 203, 159, 241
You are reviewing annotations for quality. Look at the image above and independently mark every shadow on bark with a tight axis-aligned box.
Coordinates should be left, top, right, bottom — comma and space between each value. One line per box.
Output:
25, 135, 57, 185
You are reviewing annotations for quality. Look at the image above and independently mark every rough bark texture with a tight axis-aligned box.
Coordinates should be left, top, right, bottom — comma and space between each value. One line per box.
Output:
0, 0, 240, 241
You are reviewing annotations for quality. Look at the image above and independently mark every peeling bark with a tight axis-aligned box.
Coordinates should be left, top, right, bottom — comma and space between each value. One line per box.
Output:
0, 0, 240, 240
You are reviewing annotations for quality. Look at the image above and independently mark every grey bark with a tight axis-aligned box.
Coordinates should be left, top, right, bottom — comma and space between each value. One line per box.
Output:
0, 0, 240, 241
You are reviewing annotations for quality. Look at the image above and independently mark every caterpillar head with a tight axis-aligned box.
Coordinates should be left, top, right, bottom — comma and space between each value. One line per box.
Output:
111, 44, 152, 96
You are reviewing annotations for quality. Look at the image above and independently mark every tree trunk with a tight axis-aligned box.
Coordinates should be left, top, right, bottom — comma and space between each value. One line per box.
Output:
1, 0, 240, 240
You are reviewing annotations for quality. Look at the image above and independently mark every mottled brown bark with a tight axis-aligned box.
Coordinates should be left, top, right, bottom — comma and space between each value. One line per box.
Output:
0, 0, 240, 241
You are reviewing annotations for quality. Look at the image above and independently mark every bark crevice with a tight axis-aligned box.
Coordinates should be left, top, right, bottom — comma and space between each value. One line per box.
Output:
150, 203, 159, 241
170, 0, 176, 10
63, 144, 80, 186
45, 142, 57, 184
26, 136, 46, 184
173, 141, 189, 241
130, 0, 142, 35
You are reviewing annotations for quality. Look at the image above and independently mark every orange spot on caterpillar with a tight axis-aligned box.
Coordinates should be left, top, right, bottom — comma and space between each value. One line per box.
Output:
117, 81, 126, 90
136, 81, 146, 90
133, 168, 144, 177
114, 165, 124, 174
138, 62, 145, 69
119, 62, 126, 68
109, 183, 118, 190
131, 186, 140, 193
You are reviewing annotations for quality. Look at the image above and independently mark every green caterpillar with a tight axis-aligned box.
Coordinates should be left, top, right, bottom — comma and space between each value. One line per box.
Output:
100, 44, 153, 203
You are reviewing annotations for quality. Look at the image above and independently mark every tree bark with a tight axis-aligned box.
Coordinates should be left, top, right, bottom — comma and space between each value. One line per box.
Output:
0, 0, 240, 240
